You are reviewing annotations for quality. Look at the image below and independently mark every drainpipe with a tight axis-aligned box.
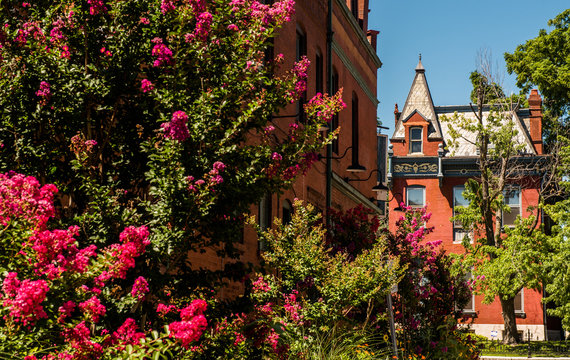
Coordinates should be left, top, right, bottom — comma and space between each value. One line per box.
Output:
325, 0, 333, 228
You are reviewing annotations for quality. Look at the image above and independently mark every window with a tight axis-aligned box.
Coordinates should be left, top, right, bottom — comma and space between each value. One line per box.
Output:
315, 52, 323, 95
460, 271, 475, 313
351, 94, 360, 166
409, 127, 422, 154
406, 186, 425, 208
503, 187, 521, 227
515, 289, 524, 313
351, 0, 359, 20
282, 199, 293, 225
453, 186, 471, 243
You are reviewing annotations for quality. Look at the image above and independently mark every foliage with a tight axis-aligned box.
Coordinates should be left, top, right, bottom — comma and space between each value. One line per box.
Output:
0, 0, 349, 358
505, 9, 570, 124
327, 204, 380, 258
469, 71, 505, 105
0, 172, 211, 359
255, 201, 401, 353
440, 71, 553, 343
385, 206, 475, 359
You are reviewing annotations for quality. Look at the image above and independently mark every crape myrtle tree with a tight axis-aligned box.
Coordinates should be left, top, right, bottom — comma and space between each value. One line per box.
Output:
441, 61, 558, 344
0, 0, 347, 357
0, 1, 343, 290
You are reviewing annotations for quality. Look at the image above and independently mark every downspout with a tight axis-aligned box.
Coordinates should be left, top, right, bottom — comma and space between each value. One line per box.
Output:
325, 0, 333, 228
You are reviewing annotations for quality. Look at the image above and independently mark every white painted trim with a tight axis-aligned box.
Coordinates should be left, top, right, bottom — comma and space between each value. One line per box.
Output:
331, 172, 383, 215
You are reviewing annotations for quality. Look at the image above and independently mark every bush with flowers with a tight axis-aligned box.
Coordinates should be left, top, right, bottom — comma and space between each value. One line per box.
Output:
384, 204, 478, 359
0, 0, 349, 358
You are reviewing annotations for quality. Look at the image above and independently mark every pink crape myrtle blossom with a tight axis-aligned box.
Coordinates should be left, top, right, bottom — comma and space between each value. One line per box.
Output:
288, 56, 310, 101
304, 88, 346, 122
87, 0, 107, 15
161, 111, 190, 141
79, 296, 106, 323
168, 299, 208, 348
26, 225, 97, 279
141, 79, 154, 93
2, 272, 49, 325
35, 81, 51, 106
160, 0, 176, 14
0, 172, 57, 229
94, 226, 150, 286
194, 12, 213, 41
151, 38, 173, 67
131, 276, 149, 300
62, 321, 103, 357
252, 276, 271, 293
112, 318, 146, 348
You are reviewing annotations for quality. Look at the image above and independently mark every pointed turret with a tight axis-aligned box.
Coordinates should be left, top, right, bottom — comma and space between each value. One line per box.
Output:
392, 56, 442, 140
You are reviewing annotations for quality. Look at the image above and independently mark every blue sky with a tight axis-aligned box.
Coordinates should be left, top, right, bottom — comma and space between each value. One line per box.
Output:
367, 1, 569, 135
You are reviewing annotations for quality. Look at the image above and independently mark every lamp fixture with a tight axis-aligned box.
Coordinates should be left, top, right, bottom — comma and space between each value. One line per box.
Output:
344, 169, 388, 198
346, 163, 366, 173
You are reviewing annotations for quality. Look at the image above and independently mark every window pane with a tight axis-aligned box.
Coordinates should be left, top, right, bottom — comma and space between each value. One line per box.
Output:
514, 290, 523, 312
503, 206, 520, 226
504, 188, 520, 205
410, 128, 422, 140
407, 187, 424, 207
454, 187, 469, 207
411, 141, 422, 153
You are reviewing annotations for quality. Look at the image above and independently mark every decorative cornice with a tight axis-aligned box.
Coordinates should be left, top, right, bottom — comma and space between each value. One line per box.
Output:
332, 40, 379, 106
333, 0, 382, 69
331, 172, 383, 215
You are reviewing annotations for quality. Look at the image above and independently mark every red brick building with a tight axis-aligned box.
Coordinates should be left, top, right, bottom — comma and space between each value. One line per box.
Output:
193, 0, 385, 296
387, 59, 548, 340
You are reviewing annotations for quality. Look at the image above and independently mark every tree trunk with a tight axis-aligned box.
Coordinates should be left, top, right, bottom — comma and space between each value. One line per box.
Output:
500, 296, 520, 344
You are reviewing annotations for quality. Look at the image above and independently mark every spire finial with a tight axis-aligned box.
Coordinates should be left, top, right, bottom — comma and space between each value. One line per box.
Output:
415, 54, 425, 72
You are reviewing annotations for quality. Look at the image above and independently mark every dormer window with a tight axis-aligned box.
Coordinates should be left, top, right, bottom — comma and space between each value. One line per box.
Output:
410, 127, 422, 154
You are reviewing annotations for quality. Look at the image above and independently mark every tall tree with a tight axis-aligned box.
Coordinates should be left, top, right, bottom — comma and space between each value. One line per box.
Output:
505, 9, 570, 129
442, 65, 555, 344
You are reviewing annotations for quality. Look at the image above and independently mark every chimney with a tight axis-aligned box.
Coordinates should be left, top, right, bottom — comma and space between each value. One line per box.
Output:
367, 30, 379, 51
528, 89, 543, 154
394, 103, 400, 124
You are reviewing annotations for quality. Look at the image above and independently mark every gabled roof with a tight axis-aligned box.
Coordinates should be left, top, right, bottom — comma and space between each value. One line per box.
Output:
392, 58, 443, 140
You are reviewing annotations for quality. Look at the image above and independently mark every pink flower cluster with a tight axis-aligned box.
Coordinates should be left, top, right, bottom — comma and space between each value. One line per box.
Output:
160, 0, 176, 14
0, 172, 57, 229
112, 318, 146, 348
131, 276, 149, 300
26, 226, 97, 279
207, 161, 226, 186
252, 276, 271, 293
2, 272, 49, 325
141, 79, 154, 93
156, 303, 177, 317
87, 0, 107, 15
282, 152, 319, 180
62, 321, 103, 358
94, 226, 150, 287
79, 296, 106, 323
283, 290, 303, 323
305, 89, 347, 122
194, 12, 213, 42
288, 56, 310, 101
168, 299, 208, 348
14, 22, 44, 46
232, 0, 295, 26
58, 300, 76, 323
36, 81, 51, 106
161, 110, 190, 141
151, 38, 173, 67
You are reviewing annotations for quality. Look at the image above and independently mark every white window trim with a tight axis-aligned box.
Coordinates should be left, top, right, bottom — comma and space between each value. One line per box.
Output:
406, 186, 425, 208
502, 186, 521, 228
409, 127, 423, 154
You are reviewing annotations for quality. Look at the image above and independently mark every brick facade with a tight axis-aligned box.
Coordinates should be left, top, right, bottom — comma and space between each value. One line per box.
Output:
189, 0, 383, 297
388, 60, 548, 341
